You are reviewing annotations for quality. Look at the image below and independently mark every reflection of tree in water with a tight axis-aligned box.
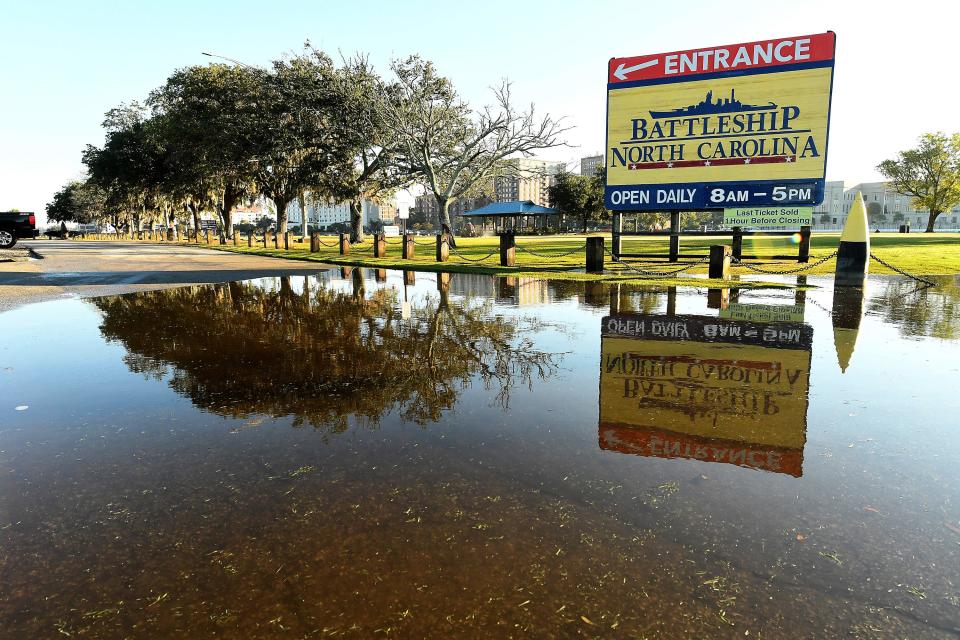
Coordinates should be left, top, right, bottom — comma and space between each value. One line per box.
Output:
866, 277, 960, 340
94, 276, 559, 434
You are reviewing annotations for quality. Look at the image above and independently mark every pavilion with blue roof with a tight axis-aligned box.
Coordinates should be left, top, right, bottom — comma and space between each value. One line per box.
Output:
460, 200, 559, 234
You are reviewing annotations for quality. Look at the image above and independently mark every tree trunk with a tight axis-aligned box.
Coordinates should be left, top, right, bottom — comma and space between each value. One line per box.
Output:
349, 199, 364, 243
275, 197, 290, 235
582, 214, 588, 234
437, 197, 457, 247
189, 203, 201, 239
299, 191, 308, 238
926, 211, 939, 233
219, 186, 238, 239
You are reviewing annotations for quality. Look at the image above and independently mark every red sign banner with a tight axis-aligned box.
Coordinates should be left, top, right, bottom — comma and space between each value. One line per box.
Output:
608, 32, 836, 84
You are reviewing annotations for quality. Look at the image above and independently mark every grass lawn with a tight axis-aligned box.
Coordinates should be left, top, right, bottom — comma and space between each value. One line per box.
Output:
86, 231, 960, 288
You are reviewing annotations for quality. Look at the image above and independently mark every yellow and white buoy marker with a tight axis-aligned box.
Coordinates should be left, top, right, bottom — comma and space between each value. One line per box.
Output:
834, 192, 870, 287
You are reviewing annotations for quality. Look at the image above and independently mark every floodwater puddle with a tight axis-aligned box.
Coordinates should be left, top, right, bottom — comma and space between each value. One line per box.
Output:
1, 269, 959, 638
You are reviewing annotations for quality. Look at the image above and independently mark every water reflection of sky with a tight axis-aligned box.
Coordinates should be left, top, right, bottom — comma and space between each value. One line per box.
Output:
2, 271, 959, 639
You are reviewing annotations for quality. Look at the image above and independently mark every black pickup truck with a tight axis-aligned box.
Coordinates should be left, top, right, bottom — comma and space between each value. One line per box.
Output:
0, 211, 38, 248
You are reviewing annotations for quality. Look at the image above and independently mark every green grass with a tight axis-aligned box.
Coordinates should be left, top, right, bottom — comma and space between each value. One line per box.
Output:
95, 231, 960, 288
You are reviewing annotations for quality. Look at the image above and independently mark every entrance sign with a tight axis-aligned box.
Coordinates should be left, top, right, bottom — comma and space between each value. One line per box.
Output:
598, 313, 813, 476
605, 33, 836, 211
723, 206, 813, 230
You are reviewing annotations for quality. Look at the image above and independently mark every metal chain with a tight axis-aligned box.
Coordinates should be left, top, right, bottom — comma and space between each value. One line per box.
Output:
449, 246, 500, 263
869, 253, 937, 286
515, 242, 588, 259
731, 251, 837, 275
606, 248, 709, 277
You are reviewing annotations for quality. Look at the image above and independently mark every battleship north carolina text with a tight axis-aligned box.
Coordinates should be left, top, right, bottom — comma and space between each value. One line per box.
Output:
605, 33, 836, 211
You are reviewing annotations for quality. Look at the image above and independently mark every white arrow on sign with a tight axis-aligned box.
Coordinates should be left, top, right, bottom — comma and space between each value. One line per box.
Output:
613, 58, 659, 81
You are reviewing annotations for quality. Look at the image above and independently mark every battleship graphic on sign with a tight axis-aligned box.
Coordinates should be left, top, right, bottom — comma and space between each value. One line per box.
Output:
648, 89, 777, 119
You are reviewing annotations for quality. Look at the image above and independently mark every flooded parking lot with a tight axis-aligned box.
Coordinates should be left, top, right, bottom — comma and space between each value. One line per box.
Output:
2, 269, 959, 638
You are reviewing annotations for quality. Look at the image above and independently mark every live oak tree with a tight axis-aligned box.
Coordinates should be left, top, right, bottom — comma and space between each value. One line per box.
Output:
83, 103, 166, 234
321, 53, 416, 243
383, 56, 567, 245
246, 53, 344, 235
548, 167, 606, 233
150, 64, 263, 239
46, 179, 107, 225
878, 132, 960, 232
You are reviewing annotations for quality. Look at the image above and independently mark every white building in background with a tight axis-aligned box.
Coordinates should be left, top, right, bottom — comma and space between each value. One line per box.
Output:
286, 198, 387, 229
814, 181, 960, 231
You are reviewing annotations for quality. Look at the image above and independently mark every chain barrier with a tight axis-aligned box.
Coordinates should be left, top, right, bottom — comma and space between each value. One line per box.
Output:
730, 251, 837, 275
314, 237, 339, 248
449, 246, 500, 263
606, 248, 709, 277
869, 253, 937, 286
515, 242, 588, 259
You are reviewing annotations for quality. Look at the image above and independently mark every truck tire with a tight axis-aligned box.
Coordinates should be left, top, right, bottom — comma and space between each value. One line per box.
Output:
0, 229, 16, 249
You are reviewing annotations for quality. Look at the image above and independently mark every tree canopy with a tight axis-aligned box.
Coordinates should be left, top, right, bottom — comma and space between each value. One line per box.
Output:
878, 132, 960, 232
50, 46, 568, 240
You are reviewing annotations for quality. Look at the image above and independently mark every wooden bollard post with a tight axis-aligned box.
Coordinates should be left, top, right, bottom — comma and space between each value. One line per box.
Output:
310, 232, 320, 253
402, 233, 415, 260
232, 232, 238, 246
435, 233, 449, 262
403, 270, 415, 286
437, 271, 451, 299
732, 226, 743, 260
708, 245, 732, 279
373, 233, 386, 258
167, 228, 174, 241
264, 231, 271, 248
283, 231, 290, 250
798, 225, 811, 263
499, 231, 516, 267
375, 268, 387, 283
273, 232, 279, 249
219, 233, 226, 245
339, 233, 350, 255
585, 236, 604, 273
247, 232, 253, 247
707, 288, 730, 310
204, 229, 211, 244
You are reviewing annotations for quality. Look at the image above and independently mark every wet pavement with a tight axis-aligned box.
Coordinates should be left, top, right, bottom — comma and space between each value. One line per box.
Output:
1, 269, 959, 638
0, 241, 329, 312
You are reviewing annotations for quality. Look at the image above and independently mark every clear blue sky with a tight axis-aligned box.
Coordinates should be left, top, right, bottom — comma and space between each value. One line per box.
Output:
2, 0, 955, 221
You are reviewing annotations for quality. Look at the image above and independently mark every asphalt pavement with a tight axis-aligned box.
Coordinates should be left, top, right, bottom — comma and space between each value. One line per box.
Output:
0, 240, 331, 313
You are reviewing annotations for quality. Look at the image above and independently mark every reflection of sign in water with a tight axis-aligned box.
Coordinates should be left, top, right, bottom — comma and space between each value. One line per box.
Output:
719, 302, 805, 323
598, 314, 813, 476
605, 33, 835, 211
